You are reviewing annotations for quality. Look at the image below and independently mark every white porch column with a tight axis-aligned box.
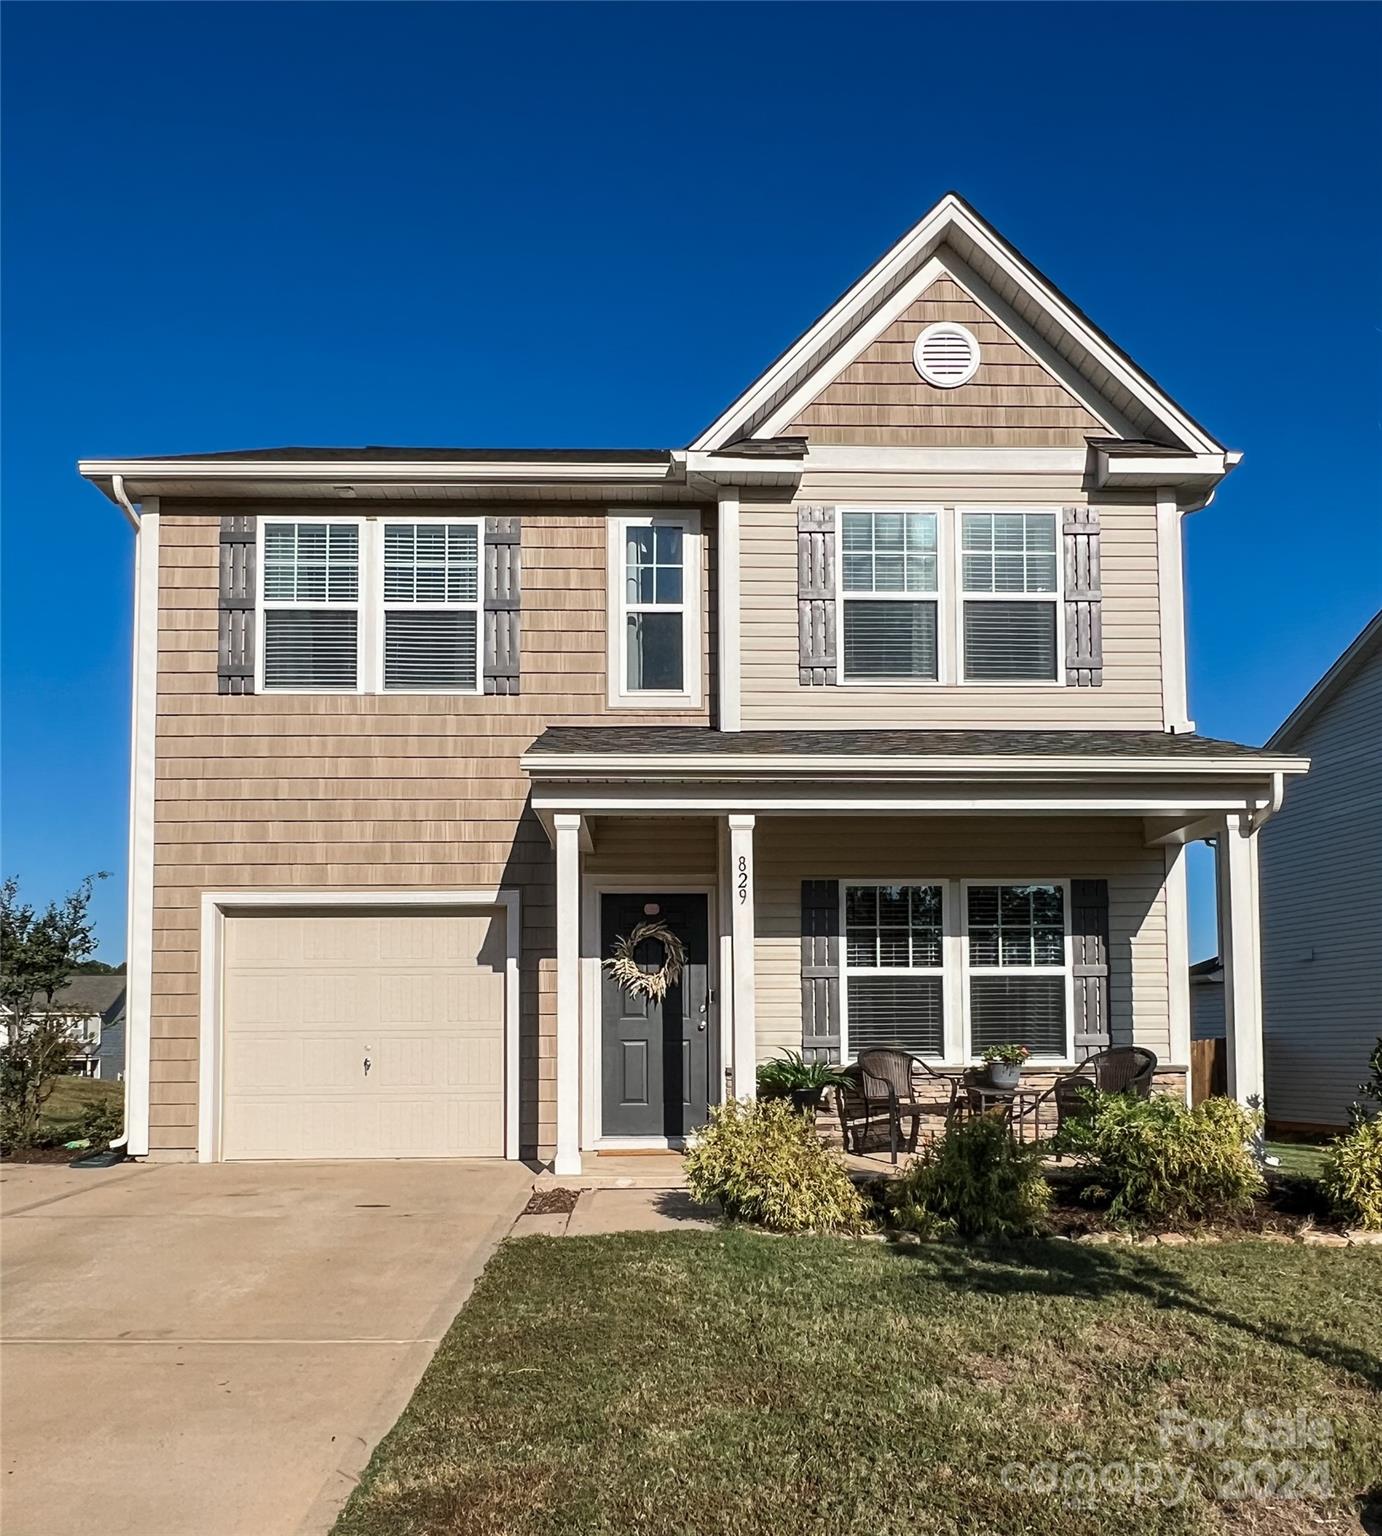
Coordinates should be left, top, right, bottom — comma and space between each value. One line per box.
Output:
1216, 813, 1265, 1106
554, 813, 583, 1175
727, 814, 757, 1099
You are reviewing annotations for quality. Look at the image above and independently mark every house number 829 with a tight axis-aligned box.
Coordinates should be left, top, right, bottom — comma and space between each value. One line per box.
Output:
737, 855, 749, 904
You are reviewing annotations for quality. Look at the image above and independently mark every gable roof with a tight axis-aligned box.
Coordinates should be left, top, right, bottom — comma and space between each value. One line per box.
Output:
691, 192, 1227, 457
1268, 610, 1382, 749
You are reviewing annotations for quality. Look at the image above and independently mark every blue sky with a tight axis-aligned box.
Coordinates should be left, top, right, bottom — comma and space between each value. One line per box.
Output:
2, 2, 1379, 961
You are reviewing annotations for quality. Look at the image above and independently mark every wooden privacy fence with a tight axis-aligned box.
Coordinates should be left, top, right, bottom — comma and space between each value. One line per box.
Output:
1190, 1038, 1227, 1104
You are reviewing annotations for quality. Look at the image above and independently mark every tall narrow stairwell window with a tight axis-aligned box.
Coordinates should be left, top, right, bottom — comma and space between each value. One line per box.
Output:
609, 513, 701, 708
840, 508, 940, 682
260, 520, 361, 690
961, 510, 1060, 682
381, 520, 482, 692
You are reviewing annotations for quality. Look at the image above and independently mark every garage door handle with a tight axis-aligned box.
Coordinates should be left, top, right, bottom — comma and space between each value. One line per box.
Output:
363, 1056, 372, 1076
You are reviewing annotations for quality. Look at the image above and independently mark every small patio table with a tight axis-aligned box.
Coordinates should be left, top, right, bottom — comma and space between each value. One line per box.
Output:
964, 1083, 1044, 1141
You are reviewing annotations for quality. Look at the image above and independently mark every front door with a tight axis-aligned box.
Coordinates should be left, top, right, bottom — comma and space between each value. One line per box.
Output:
600, 893, 712, 1139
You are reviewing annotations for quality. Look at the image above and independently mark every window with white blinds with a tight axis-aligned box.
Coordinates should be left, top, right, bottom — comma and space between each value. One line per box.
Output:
840, 510, 939, 681
381, 521, 481, 692
961, 512, 1059, 681
965, 882, 1070, 1058
843, 883, 945, 1059
260, 522, 361, 690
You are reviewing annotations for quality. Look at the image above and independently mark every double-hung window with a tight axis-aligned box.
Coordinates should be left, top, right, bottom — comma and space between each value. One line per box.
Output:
609, 513, 701, 707
961, 511, 1060, 681
381, 520, 482, 692
965, 882, 1071, 1059
840, 509, 940, 682
260, 520, 362, 690
842, 883, 946, 1059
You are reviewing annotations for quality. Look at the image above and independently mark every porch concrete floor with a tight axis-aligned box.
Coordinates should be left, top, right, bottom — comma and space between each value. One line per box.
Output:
531, 1147, 918, 1193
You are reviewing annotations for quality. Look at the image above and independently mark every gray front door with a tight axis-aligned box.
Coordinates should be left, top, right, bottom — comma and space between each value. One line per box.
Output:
600, 894, 712, 1139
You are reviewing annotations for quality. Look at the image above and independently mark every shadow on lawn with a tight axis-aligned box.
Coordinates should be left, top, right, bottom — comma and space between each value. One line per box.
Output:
885, 1239, 1382, 1392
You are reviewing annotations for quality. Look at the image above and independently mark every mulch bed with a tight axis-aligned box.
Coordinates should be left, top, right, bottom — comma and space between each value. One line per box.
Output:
0, 1146, 90, 1165
522, 1187, 581, 1216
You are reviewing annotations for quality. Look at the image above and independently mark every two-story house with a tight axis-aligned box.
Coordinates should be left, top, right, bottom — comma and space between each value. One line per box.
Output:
81, 194, 1306, 1173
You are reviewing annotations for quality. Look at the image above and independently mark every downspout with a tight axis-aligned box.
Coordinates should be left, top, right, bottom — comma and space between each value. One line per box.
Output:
1248, 771, 1285, 834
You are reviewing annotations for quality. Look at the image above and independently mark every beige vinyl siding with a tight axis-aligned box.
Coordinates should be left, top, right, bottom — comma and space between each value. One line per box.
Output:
754, 816, 1170, 1064
741, 476, 1162, 728
584, 817, 719, 885
1261, 636, 1382, 1128
149, 508, 714, 1156
787, 278, 1107, 446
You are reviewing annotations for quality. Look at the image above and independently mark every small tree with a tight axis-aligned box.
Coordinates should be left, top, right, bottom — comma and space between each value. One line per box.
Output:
0, 874, 108, 1147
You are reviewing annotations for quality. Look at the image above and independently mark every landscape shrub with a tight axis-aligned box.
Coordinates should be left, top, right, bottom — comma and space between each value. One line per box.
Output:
888, 1111, 1050, 1239
78, 1097, 123, 1146
1054, 1090, 1264, 1225
1321, 1116, 1382, 1231
684, 1097, 867, 1234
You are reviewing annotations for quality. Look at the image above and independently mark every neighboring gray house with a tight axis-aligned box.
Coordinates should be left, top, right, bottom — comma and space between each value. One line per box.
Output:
0, 975, 127, 1078
1189, 956, 1224, 1041
1261, 611, 1382, 1129
94, 985, 128, 1081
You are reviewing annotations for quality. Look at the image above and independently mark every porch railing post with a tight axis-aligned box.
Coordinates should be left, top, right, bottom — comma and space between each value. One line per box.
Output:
727, 814, 757, 1100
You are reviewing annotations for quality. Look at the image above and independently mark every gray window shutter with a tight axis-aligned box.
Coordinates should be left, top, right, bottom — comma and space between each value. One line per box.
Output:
1063, 506, 1102, 687
797, 504, 837, 685
801, 879, 841, 1062
218, 515, 255, 695
483, 516, 521, 695
1071, 878, 1111, 1058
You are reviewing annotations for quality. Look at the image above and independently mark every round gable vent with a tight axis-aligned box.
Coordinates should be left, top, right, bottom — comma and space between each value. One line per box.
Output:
913, 321, 981, 388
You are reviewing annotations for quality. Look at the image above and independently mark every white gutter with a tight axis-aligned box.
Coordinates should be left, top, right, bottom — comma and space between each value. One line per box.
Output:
80, 457, 680, 486
110, 473, 141, 530
1248, 770, 1287, 833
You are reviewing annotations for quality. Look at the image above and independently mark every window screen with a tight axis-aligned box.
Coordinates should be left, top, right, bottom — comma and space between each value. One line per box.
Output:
841, 510, 939, 681
624, 524, 686, 693
844, 884, 945, 1059
961, 512, 1059, 682
261, 523, 360, 690
966, 883, 1068, 1058
382, 522, 481, 691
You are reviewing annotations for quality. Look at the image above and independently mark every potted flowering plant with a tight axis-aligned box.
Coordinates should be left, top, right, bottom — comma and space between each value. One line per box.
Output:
979, 1043, 1031, 1090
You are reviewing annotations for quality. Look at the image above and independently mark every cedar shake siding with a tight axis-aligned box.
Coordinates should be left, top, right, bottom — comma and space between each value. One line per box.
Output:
151, 508, 715, 1155
787, 278, 1107, 447
741, 477, 1163, 729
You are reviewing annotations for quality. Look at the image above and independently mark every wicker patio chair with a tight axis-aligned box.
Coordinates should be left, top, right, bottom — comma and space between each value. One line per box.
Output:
836, 1049, 963, 1164
1019, 1045, 1159, 1140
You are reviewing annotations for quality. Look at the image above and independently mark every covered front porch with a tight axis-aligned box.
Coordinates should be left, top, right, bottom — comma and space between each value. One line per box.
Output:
523, 728, 1307, 1176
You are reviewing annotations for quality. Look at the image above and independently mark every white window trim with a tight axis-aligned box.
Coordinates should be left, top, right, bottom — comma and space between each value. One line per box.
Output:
256, 514, 366, 695
960, 877, 1075, 1065
375, 514, 485, 697
955, 507, 1065, 688
835, 505, 948, 688
606, 509, 703, 710
256, 514, 488, 696
839, 879, 960, 1064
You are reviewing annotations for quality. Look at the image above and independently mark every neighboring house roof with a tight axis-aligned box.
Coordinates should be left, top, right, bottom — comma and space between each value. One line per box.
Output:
525, 726, 1301, 763
1268, 610, 1382, 749
25, 976, 127, 1018
690, 191, 1230, 459
1190, 957, 1224, 980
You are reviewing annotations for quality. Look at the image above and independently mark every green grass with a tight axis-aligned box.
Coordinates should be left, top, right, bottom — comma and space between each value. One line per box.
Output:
334, 1233, 1382, 1536
38, 1076, 122, 1138
1266, 1139, 1332, 1180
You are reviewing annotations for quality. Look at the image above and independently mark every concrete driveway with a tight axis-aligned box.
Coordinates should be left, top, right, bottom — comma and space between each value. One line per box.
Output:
0, 1158, 531, 1536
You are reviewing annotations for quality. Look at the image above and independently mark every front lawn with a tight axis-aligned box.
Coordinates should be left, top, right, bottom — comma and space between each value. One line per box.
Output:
38, 1075, 122, 1138
335, 1233, 1381, 1536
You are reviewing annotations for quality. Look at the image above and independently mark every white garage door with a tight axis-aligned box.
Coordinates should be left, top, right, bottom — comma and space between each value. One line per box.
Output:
221, 909, 506, 1160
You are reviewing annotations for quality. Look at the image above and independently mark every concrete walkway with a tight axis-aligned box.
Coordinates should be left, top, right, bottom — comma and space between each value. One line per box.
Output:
512, 1186, 717, 1237
0, 1158, 531, 1536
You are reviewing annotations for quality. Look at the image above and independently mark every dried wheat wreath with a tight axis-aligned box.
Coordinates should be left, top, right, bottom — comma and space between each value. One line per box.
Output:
603, 920, 687, 1003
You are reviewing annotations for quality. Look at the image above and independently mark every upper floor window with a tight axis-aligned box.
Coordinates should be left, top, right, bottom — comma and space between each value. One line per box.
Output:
608, 513, 701, 709
960, 511, 1059, 682
261, 521, 361, 691
258, 516, 483, 694
381, 522, 481, 692
840, 509, 939, 682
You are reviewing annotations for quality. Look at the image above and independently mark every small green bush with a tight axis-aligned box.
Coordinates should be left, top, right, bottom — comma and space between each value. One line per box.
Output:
888, 1111, 1050, 1239
684, 1097, 867, 1234
77, 1097, 123, 1146
1054, 1091, 1264, 1225
1321, 1116, 1382, 1231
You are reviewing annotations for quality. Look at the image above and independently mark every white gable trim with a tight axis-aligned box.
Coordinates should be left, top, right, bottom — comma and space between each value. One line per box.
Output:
692, 193, 1222, 457
754, 249, 1131, 443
